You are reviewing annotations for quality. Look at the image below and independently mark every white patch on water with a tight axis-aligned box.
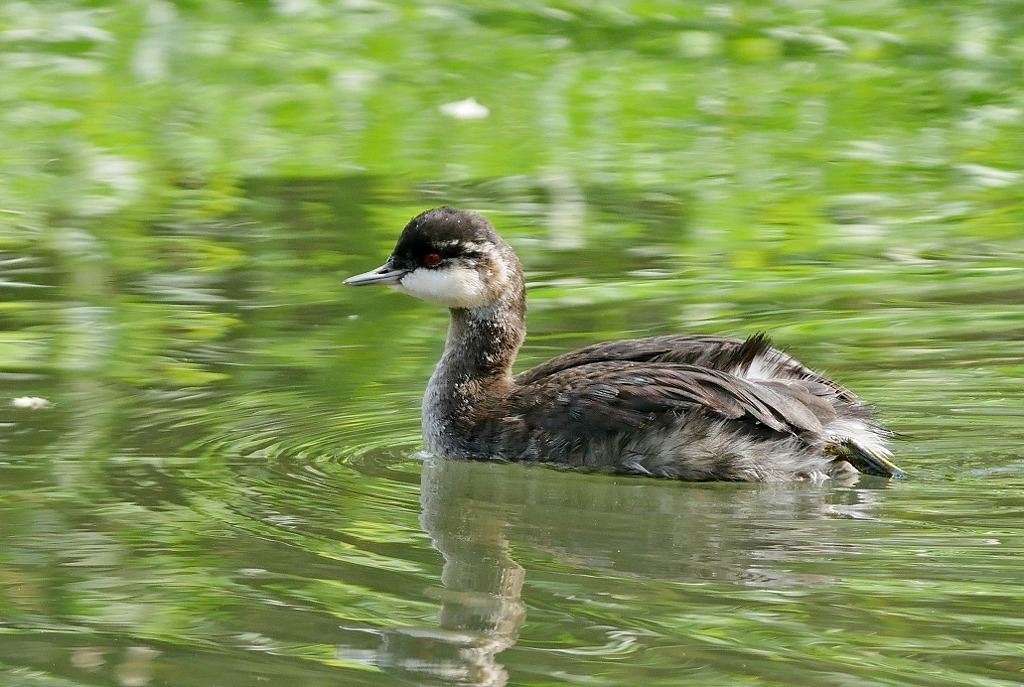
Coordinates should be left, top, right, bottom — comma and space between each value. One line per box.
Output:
439, 97, 490, 120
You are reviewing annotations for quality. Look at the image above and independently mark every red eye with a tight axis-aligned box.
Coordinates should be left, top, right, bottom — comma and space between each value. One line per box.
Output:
423, 253, 442, 267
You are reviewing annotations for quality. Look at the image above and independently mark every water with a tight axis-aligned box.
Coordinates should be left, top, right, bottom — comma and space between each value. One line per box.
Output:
2, 1, 1024, 686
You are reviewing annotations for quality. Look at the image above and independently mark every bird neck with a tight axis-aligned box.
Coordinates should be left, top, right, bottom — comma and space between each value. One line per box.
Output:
439, 291, 525, 383
420, 291, 524, 455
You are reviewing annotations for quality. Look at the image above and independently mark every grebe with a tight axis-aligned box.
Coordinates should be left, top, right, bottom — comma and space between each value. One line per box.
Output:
345, 207, 903, 482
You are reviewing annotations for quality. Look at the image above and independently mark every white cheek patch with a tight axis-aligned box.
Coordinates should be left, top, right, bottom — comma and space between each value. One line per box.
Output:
392, 265, 491, 308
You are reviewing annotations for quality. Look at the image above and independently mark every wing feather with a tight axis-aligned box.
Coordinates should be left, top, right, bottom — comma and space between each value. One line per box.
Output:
512, 360, 835, 441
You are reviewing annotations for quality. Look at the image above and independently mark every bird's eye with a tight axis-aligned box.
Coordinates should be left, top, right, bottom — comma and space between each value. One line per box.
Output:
423, 253, 442, 267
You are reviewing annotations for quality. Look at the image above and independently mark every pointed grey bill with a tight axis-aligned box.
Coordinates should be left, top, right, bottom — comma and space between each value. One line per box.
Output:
343, 262, 409, 286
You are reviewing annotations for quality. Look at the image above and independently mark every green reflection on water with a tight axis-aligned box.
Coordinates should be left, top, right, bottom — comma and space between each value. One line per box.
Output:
2, 0, 1024, 685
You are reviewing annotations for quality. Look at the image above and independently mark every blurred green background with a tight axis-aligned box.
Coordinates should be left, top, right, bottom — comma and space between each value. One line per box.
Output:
1, 2, 1023, 686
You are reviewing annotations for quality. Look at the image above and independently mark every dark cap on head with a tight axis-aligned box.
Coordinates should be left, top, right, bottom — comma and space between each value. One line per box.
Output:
399, 207, 496, 243
389, 207, 501, 269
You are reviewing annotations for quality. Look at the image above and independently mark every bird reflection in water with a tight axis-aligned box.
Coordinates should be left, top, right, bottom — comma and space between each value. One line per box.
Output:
361, 457, 893, 685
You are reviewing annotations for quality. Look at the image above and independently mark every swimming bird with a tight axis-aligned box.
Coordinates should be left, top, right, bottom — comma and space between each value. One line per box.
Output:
345, 207, 902, 482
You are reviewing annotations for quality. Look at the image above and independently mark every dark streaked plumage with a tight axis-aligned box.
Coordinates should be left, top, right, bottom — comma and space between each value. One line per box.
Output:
345, 207, 903, 482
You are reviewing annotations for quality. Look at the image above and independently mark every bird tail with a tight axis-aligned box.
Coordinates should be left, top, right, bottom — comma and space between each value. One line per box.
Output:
835, 439, 905, 478
825, 419, 905, 478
